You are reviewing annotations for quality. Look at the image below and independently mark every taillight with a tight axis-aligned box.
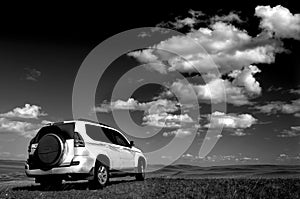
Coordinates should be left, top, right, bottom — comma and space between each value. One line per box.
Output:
74, 132, 85, 147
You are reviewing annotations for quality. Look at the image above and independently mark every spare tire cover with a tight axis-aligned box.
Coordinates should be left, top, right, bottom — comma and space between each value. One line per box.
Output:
37, 134, 64, 166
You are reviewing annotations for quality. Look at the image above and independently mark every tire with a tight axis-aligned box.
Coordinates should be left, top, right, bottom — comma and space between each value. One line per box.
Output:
90, 161, 109, 189
36, 133, 65, 168
135, 160, 145, 181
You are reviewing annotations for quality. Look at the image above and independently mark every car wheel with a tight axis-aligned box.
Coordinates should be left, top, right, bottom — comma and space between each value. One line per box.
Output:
90, 161, 109, 189
135, 160, 145, 181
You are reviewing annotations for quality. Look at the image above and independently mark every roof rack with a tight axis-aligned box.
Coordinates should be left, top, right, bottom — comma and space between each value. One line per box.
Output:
77, 118, 110, 128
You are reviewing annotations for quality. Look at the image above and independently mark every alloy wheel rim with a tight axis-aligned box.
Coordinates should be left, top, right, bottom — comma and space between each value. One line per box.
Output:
97, 165, 108, 184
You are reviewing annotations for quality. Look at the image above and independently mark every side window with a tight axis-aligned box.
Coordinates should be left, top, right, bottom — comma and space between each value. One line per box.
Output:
100, 127, 117, 144
113, 131, 130, 147
85, 124, 113, 144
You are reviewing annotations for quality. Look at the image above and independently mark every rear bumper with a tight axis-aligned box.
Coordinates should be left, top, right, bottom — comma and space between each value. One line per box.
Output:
25, 155, 95, 178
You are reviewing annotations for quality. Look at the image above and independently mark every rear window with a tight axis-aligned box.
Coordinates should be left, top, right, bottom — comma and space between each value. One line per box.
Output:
33, 123, 75, 143
85, 124, 114, 144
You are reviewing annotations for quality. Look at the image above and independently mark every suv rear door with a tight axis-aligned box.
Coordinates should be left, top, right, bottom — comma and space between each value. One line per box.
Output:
28, 122, 75, 169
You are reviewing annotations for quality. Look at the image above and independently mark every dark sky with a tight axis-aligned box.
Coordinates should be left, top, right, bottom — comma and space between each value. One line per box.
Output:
0, 1, 299, 166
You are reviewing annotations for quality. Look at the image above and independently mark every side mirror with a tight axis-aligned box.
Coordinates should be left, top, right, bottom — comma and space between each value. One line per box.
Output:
130, 141, 134, 147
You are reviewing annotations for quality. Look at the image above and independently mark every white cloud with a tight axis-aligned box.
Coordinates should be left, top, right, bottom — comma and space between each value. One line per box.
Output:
230, 129, 248, 136
139, 99, 180, 114
166, 17, 198, 30
255, 5, 300, 39
129, 21, 280, 75
154, 9, 204, 31
95, 98, 139, 112
94, 98, 180, 114
238, 157, 259, 162
130, 6, 299, 78
254, 99, 300, 115
143, 113, 194, 128
128, 49, 159, 63
166, 65, 261, 106
0, 118, 42, 138
0, 104, 47, 119
127, 7, 293, 107
278, 126, 300, 137
212, 12, 243, 23
95, 98, 195, 128
276, 153, 300, 162
163, 128, 193, 138
180, 153, 260, 163
229, 65, 262, 95
205, 111, 257, 129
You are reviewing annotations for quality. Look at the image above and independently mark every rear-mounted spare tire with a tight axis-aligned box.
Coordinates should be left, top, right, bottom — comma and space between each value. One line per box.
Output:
37, 133, 64, 168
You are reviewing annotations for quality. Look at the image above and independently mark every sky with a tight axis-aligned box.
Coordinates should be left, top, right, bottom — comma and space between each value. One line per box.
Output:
0, 1, 299, 166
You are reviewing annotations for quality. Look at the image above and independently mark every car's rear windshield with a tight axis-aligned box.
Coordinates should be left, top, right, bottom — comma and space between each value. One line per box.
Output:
32, 123, 75, 143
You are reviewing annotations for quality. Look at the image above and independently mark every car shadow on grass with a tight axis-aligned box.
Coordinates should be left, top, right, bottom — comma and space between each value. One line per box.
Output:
12, 178, 138, 192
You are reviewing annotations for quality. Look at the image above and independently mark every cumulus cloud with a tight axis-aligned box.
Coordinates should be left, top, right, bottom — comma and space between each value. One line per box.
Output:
143, 113, 194, 128
278, 126, 300, 137
94, 98, 180, 114
128, 49, 159, 63
0, 104, 47, 119
139, 99, 180, 114
254, 99, 300, 116
164, 65, 261, 106
162, 128, 193, 138
255, 5, 300, 39
204, 111, 257, 130
229, 65, 262, 95
128, 16, 279, 106
95, 98, 195, 128
94, 99, 146, 113
127, 6, 300, 109
0, 118, 42, 138
129, 21, 280, 75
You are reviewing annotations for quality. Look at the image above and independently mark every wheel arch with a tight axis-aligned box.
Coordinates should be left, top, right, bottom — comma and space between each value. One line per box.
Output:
95, 154, 111, 169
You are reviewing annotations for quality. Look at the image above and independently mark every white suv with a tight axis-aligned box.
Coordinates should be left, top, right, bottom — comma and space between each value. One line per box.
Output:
25, 119, 147, 188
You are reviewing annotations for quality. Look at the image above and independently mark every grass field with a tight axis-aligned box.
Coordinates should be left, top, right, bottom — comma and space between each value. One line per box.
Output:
0, 160, 299, 198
